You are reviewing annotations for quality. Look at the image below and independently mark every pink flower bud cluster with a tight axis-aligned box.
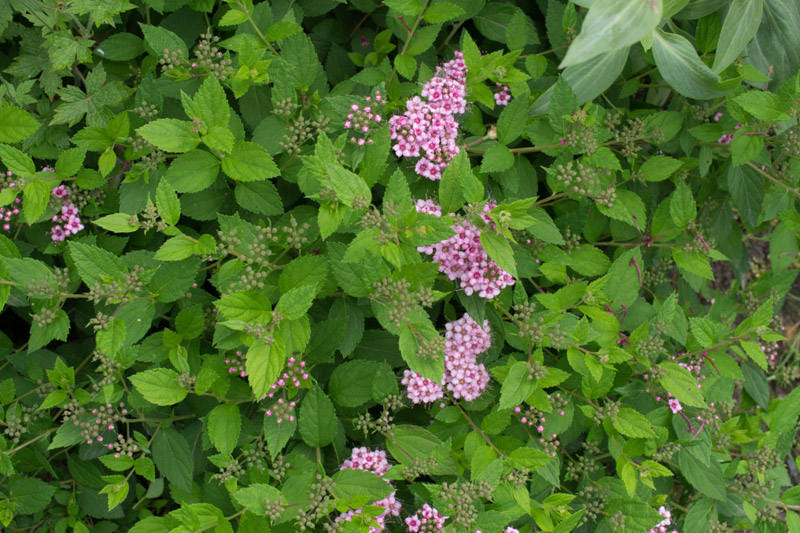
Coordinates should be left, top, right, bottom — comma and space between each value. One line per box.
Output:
265, 355, 308, 398
761, 340, 782, 368
265, 398, 296, 424
336, 447, 401, 532
0, 198, 21, 231
344, 91, 383, 146
50, 184, 84, 242
402, 314, 492, 404
415, 200, 514, 299
494, 83, 511, 106
389, 52, 467, 181
225, 350, 246, 377
647, 506, 677, 533
717, 122, 742, 144
477, 528, 519, 533
405, 503, 447, 532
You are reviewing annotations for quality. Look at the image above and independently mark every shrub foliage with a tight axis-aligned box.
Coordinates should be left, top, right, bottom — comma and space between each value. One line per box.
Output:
0, 0, 799, 532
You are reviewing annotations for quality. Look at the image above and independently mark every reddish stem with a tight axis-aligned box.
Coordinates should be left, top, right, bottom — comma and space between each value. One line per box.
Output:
629, 257, 642, 288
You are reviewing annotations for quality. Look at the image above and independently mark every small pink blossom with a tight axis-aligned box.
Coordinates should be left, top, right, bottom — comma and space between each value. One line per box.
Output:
668, 399, 682, 414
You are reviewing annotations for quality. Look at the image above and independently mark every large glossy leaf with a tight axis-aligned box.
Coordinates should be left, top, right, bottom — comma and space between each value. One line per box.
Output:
652, 30, 728, 99
713, 0, 763, 73
531, 47, 628, 115
745, 0, 800, 88
559, 0, 661, 68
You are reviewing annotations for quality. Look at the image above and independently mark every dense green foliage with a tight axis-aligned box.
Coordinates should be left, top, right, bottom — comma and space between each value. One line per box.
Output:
0, 0, 800, 531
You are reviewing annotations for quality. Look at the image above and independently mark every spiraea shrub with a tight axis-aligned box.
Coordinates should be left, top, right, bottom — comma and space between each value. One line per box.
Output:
1, 0, 800, 531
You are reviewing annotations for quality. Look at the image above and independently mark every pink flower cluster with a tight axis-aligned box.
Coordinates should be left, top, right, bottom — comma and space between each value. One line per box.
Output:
401, 370, 444, 404
336, 447, 401, 533
389, 52, 467, 180
340, 447, 391, 476
265, 398, 296, 424
402, 313, 492, 404
50, 184, 84, 242
265, 355, 308, 398
405, 504, 446, 532
0, 197, 21, 231
225, 350, 246, 377
494, 83, 511, 106
344, 91, 383, 146
415, 200, 514, 299
476, 528, 519, 533
647, 506, 677, 533
717, 122, 742, 144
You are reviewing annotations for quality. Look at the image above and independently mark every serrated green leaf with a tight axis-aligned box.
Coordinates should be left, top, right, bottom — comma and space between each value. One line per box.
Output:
207, 403, 241, 456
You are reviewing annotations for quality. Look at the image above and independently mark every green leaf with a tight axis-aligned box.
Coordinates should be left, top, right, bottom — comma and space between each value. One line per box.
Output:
678, 450, 727, 500
154, 237, 195, 261
10, 477, 56, 515
232, 484, 282, 515
548, 77, 578, 132
0, 144, 36, 177
68, 241, 128, 287
165, 150, 220, 193
152, 428, 194, 492
275, 284, 318, 320
533, 48, 629, 116
265, 20, 302, 41
235, 181, 283, 215
331, 469, 395, 501
559, 0, 661, 68
423, 2, 465, 23
130, 368, 187, 406
640, 155, 684, 182
384, 0, 421, 16
499, 361, 536, 410
216, 291, 271, 323
329, 360, 381, 407
386, 425, 458, 474
727, 165, 762, 227
55, 147, 87, 179
93, 213, 141, 233
207, 403, 241, 456
138, 23, 188, 56
221, 141, 279, 182
669, 182, 696, 229
659, 361, 706, 408
497, 94, 528, 144
439, 151, 465, 214
394, 54, 417, 80
246, 339, 286, 399
612, 407, 657, 438
770, 386, 800, 434
730, 130, 764, 166
192, 77, 230, 129
480, 144, 514, 173
298, 386, 337, 447
22, 178, 49, 224
0, 103, 40, 143
480, 231, 517, 278
527, 208, 564, 244
672, 247, 714, 280
98, 32, 144, 61
652, 30, 728, 100
324, 161, 371, 207
96, 318, 126, 357
155, 179, 180, 226
137, 119, 199, 153
712, 0, 764, 73
507, 447, 554, 470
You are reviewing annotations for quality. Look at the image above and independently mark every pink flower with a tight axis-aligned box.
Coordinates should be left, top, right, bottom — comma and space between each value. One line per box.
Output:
668, 399, 682, 414
402, 370, 444, 404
